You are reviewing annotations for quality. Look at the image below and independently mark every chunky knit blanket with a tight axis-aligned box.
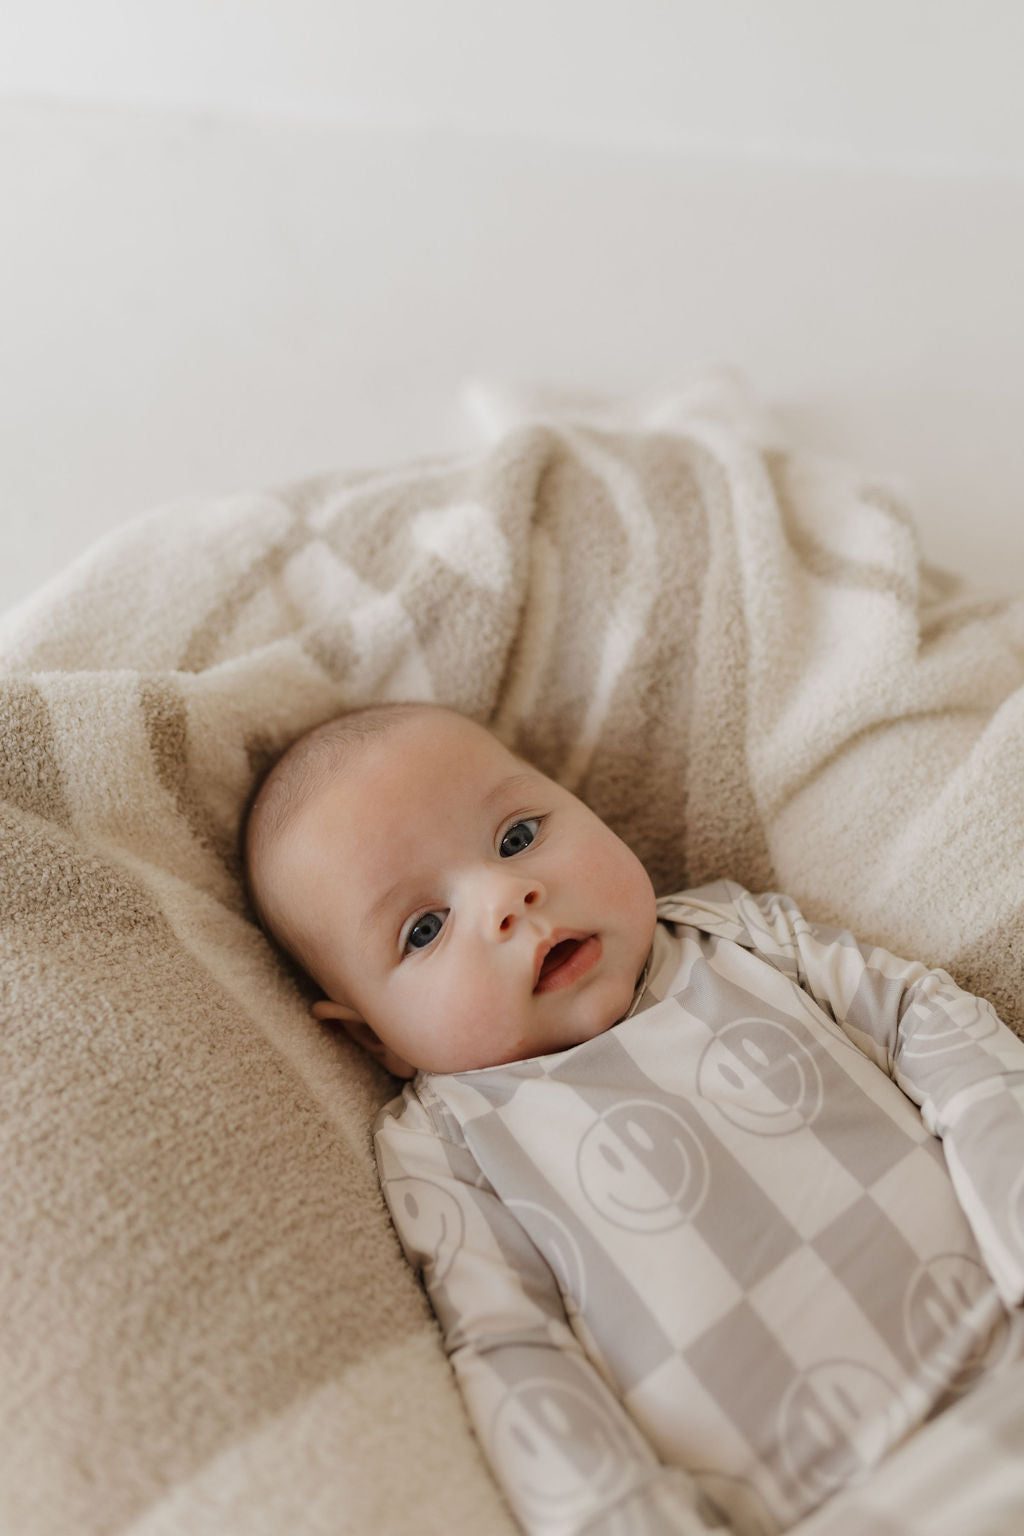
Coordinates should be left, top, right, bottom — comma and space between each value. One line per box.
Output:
3, 383, 1023, 1534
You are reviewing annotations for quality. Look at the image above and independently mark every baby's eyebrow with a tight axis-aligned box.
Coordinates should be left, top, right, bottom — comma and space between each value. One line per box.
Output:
359, 877, 409, 948
482, 772, 537, 813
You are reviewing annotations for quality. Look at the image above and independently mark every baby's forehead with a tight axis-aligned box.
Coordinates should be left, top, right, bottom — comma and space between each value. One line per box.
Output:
304, 717, 530, 833
368, 709, 521, 773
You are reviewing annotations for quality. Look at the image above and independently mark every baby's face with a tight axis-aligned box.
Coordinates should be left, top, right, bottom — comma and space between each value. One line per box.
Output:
271, 710, 657, 1076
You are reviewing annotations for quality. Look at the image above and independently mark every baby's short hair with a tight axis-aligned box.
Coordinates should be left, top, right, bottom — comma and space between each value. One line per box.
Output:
243, 700, 430, 966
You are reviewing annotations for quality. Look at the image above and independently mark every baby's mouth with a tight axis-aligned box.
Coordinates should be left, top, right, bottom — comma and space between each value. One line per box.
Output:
534, 934, 602, 993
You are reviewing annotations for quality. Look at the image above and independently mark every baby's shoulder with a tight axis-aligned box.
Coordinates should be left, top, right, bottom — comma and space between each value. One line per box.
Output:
655, 879, 756, 942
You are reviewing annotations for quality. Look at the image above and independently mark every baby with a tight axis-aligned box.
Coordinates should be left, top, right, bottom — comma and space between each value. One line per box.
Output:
245, 700, 657, 1077
245, 702, 1024, 1536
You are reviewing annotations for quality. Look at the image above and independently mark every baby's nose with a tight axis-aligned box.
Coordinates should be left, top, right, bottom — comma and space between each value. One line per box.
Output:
486, 874, 546, 937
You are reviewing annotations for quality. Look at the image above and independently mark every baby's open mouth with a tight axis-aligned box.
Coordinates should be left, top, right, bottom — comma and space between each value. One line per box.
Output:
534, 935, 602, 993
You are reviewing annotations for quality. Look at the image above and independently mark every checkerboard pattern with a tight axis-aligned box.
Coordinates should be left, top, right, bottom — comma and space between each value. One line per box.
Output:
376, 885, 1024, 1535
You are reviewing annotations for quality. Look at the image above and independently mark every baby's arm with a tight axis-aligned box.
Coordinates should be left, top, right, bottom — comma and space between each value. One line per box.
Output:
701, 883, 1024, 1307
374, 1090, 713, 1536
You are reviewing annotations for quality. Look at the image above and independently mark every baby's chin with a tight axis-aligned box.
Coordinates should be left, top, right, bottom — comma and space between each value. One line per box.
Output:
538, 989, 641, 1060
442, 1018, 613, 1074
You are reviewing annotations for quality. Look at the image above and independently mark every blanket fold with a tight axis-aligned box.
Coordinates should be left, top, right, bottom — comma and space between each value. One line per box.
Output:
3, 390, 1023, 1534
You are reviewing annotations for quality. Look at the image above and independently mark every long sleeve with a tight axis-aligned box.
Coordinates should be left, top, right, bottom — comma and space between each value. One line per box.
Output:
668, 882, 1024, 1307
374, 1088, 713, 1536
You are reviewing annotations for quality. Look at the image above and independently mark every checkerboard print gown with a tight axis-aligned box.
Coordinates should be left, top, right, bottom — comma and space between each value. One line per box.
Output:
374, 884, 1024, 1535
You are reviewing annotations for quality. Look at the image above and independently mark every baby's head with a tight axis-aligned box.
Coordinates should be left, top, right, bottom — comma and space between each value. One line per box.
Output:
244, 704, 656, 1077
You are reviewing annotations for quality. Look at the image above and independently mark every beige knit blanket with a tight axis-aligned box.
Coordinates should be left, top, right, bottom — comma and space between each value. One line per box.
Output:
3, 386, 1023, 1535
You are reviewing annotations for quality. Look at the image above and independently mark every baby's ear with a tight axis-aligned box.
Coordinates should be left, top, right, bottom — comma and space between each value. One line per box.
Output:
311, 999, 415, 1079
311, 997, 363, 1027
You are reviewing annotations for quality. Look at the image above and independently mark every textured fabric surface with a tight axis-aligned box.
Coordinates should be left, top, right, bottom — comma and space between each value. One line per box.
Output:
2, 384, 1024, 1532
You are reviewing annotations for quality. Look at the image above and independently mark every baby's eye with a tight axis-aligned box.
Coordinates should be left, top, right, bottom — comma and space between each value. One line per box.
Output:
405, 911, 446, 952
499, 818, 540, 858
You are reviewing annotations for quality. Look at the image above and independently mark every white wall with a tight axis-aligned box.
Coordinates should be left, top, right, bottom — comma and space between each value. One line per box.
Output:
2, 3, 1023, 612
3, 0, 1023, 174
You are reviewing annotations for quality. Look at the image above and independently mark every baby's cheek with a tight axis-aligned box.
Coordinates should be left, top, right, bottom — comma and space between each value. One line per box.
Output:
451, 970, 529, 1063
428, 969, 490, 1057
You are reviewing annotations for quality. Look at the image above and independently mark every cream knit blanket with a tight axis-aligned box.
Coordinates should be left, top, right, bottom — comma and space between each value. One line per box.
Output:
2, 386, 1023, 1534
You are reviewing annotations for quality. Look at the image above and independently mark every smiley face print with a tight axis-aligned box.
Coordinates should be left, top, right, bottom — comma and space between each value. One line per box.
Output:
576, 1099, 710, 1232
491, 1372, 640, 1518
387, 1174, 466, 1285
778, 1359, 898, 1502
697, 1017, 824, 1136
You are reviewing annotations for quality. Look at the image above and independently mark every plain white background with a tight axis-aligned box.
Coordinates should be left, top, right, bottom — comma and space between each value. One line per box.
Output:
2, 1, 1023, 612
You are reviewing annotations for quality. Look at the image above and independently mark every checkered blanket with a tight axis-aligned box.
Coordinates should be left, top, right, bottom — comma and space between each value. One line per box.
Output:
2, 379, 1023, 1533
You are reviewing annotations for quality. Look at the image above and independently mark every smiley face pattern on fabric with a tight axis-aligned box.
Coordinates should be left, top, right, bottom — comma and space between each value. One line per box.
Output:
374, 883, 1024, 1536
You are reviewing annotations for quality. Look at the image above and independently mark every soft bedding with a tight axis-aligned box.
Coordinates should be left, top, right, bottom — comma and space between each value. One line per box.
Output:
2, 381, 1024, 1534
